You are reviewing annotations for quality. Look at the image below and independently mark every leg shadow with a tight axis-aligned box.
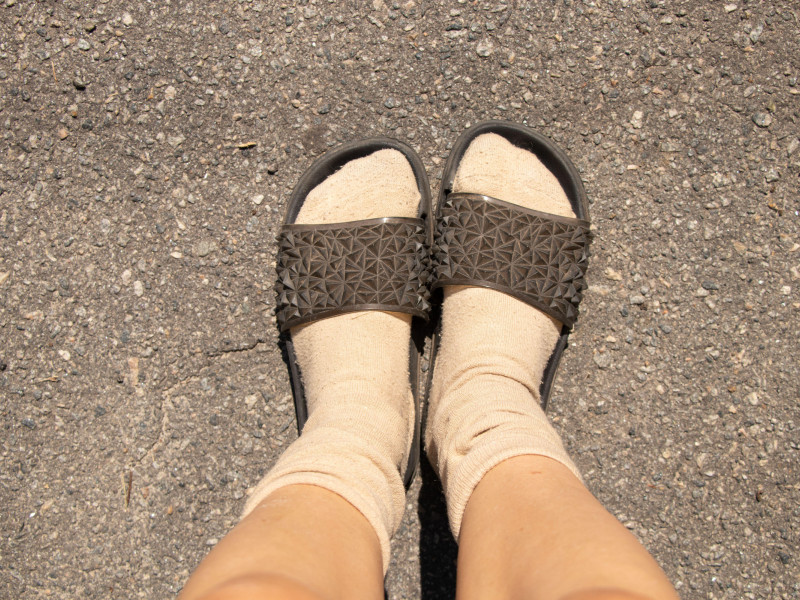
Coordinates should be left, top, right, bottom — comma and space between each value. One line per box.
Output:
418, 458, 458, 600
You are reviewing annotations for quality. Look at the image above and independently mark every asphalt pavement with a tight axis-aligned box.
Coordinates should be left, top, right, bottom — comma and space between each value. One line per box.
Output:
1, 1, 798, 598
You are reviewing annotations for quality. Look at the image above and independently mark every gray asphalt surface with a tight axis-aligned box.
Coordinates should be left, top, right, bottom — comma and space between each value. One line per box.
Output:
1, 1, 798, 598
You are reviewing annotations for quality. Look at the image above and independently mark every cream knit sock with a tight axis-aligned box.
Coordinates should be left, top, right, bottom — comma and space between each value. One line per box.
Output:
426, 133, 583, 540
243, 149, 420, 571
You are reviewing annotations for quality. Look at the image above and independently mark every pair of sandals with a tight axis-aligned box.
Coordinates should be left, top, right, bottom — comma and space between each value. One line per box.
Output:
274, 120, 592, 487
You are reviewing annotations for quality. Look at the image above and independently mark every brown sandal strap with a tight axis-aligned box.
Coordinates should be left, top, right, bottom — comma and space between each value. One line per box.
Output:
276, 216, 431, 332
431, 193, 591, 327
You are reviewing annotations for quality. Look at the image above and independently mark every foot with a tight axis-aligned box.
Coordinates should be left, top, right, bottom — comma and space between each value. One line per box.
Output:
245, 148, 422, 569
426, 132, 583, 538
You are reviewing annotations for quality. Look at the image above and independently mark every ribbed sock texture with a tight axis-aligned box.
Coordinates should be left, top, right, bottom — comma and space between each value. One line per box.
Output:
243, 149, 420, 571
426, 133, 583, 540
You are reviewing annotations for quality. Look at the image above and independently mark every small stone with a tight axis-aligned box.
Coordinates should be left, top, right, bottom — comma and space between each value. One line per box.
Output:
749, 23, 763, 43
630, 110, 643, 129
605, 267, 624, 281
194, 240, 217, 257
167, 134, 185, 147
164, 85, 177, 100
238, 439, 254, 455
781, 285, 791, 296
122, 12, 133, 26
752, 113, 772, 128
94, 405, 107, 417
695, 453, 709, 469
58, 349, 71, 361
252, 194, 264, 205
724, 3, 737, 12
22, 418, 36, 430
170, 251, 183, 259
629, 294, 646, 305
765, 169, 779, 183
133, 280, 144, 297
746, 392, 759, 406
384, 97, 398, 109
58, 128, 69, 140
701, 281, 719, 291
593, 352, 613, 369
121, 269, 132, 285
476, 39, 494, 57
76, 39, 90, 51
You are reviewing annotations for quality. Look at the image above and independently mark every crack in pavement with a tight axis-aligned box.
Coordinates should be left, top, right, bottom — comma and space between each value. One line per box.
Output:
205, 337, 268, 357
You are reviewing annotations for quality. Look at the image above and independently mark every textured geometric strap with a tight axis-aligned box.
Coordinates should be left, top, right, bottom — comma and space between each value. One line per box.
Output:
276, 217, 431, 332
432, 193, 591, 327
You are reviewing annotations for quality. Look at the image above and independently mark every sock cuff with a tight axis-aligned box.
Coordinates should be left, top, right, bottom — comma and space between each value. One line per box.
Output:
242, 471, 396, 573
444, 440, 582, 540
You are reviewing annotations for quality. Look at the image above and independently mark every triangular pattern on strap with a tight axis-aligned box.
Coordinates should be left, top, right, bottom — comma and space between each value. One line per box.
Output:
432, 194, 591, 327
276, 220, 431, 331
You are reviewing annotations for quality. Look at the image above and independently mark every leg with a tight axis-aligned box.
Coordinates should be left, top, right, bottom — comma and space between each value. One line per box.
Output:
425, 127, 679, 600
181, 147, 427, 598
457, 456, 678, 600
178, 485, 384, 600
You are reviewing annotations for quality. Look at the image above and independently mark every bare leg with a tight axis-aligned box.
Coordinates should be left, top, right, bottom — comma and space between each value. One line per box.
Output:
178, 485, 384, 600
180, 147, 424, 600
456, 456, 679, 600
424, 130, 679, 599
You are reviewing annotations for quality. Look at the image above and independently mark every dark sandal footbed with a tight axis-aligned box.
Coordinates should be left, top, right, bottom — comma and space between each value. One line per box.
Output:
278, 137, 432, 489
428, 120, 591, 411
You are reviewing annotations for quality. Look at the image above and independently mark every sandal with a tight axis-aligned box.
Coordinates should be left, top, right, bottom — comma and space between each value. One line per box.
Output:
429, 120, 592, 409
274, 138, 433, 487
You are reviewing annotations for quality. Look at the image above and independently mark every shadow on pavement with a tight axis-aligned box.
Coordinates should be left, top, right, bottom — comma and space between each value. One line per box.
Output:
418, 458, 458, 600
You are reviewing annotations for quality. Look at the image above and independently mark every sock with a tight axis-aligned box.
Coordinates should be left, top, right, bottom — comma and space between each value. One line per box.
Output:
243, 149, 421, 571
425, 133, 583, 540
